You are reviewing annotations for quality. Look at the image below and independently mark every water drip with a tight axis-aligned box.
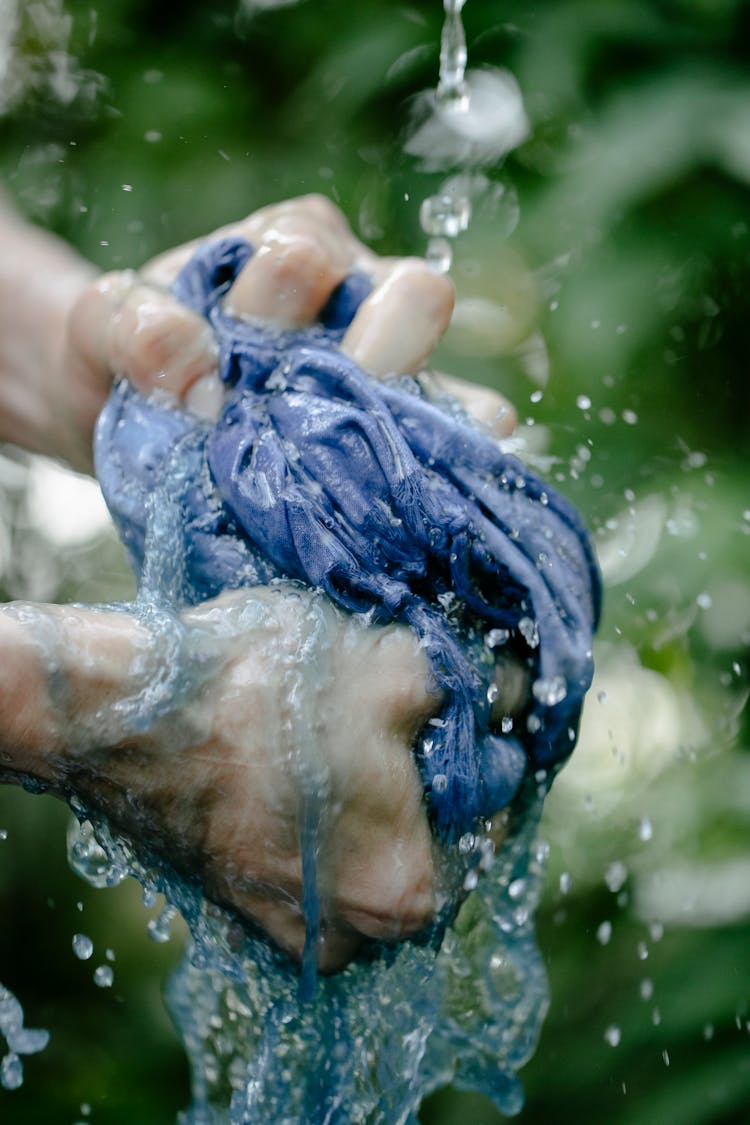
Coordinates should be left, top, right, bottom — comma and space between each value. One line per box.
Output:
72, 933, 94, 961
412, 2, 529, 274
0, 983, 50, 1090
67, 815, 128, 889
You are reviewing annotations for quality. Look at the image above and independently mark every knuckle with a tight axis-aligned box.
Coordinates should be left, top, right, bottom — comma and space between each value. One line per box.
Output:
129, 303, 197, 374
297, 193, 344, 227
342, 855, 435, 940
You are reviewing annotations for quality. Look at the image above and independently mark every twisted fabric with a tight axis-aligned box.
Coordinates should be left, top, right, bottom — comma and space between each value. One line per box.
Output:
95, 237, 601, 838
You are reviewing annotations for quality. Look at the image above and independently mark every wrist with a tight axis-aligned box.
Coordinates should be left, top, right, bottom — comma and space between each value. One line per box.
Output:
0, 201, 97, 465
0, 603, 152, 788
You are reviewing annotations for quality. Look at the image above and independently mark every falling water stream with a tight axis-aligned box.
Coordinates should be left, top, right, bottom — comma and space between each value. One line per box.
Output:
413, 0, 528, 274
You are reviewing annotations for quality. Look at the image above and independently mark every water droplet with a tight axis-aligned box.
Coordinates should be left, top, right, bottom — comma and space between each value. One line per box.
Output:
596, 921, 612, 946
531, 675, 567, 706
637, 941, 649, 961
463, 868, 478, 891
431, 773, 448, 794
518, 617, 539, 648
622, 409, 638, 425
485, 628, 509, 649
501, 716, 514, 734
6, 1025, 49, 1055
662, 1048, 670, 1066
425, 236, 452, 274
640, 978, 654, 1001
486, 683, 499, 704
147, 905, 177, 944
638, 817, 653, 842
0, 1052, 23, 1090
696, 592, 712, 609
604, 861, 628, 893
508, 878, 526, 900
576, 394, 592, 411
420, 192, 471, 238
72, 934, 94, 961
94, 965, 114, 988
604, 1025, 621, 1047
0, 829, 7, 841
597, 690, 607, 704
559, 872, 571, 895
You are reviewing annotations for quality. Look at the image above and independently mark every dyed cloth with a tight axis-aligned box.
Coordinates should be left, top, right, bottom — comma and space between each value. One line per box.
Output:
95, 237, 601, 838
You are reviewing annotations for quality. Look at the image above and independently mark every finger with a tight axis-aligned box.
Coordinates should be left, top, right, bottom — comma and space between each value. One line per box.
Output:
368, 625, 441, 737
184, 372, 226, 421
424, 371, 518, 438
224, 226, 347, 329
341, 260, 454, 377
141, 195, 382, 290
326, 626, 438, 940
235, 195, 382, 280
333, 762, 436, 942
67, 272, 218, 400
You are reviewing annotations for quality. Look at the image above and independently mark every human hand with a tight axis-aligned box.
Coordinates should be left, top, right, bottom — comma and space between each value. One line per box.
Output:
66, 194, 517, 441
57, 196, 527, 967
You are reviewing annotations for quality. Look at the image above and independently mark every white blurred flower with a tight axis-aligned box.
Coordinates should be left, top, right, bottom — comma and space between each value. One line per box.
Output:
546, 643, 707, 820
25, 456, 111, 546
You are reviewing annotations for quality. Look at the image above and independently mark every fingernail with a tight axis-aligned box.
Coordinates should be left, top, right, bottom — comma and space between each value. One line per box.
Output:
185, 371, 225, 421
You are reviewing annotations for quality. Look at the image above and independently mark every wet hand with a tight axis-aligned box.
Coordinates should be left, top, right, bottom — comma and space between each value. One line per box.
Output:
0, 594, 441, 972
58, 196, 523, 967
66, 194, 517, 439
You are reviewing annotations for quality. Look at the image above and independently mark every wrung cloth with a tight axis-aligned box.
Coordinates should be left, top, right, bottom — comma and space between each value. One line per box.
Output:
95, 237, 601, 838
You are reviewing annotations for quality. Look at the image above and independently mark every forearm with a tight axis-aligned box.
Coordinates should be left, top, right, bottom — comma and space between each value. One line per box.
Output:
0, 193, 97, 463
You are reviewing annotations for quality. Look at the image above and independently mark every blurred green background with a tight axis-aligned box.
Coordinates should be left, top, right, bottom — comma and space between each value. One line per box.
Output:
0, 0, 748, 1121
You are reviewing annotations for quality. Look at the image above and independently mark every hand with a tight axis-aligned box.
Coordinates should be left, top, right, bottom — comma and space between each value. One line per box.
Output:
65, 194, 517, 440
6, 197, 524, 970
0, 592, 440, 972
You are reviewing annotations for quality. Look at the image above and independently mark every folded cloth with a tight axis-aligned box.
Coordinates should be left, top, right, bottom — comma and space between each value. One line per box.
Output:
95, 237, 601, 838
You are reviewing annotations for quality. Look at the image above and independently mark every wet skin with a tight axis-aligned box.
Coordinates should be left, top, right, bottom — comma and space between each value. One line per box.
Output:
0, 195, 521, 969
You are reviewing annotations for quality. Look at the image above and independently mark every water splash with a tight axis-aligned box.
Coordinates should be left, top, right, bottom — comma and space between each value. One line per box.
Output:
67, 811, 128, 889
0, 983, 50, 1091
70, 779, 551, 1124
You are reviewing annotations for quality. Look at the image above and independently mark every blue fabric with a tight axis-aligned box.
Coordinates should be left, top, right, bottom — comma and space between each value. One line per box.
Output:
95, 236, 601, 838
